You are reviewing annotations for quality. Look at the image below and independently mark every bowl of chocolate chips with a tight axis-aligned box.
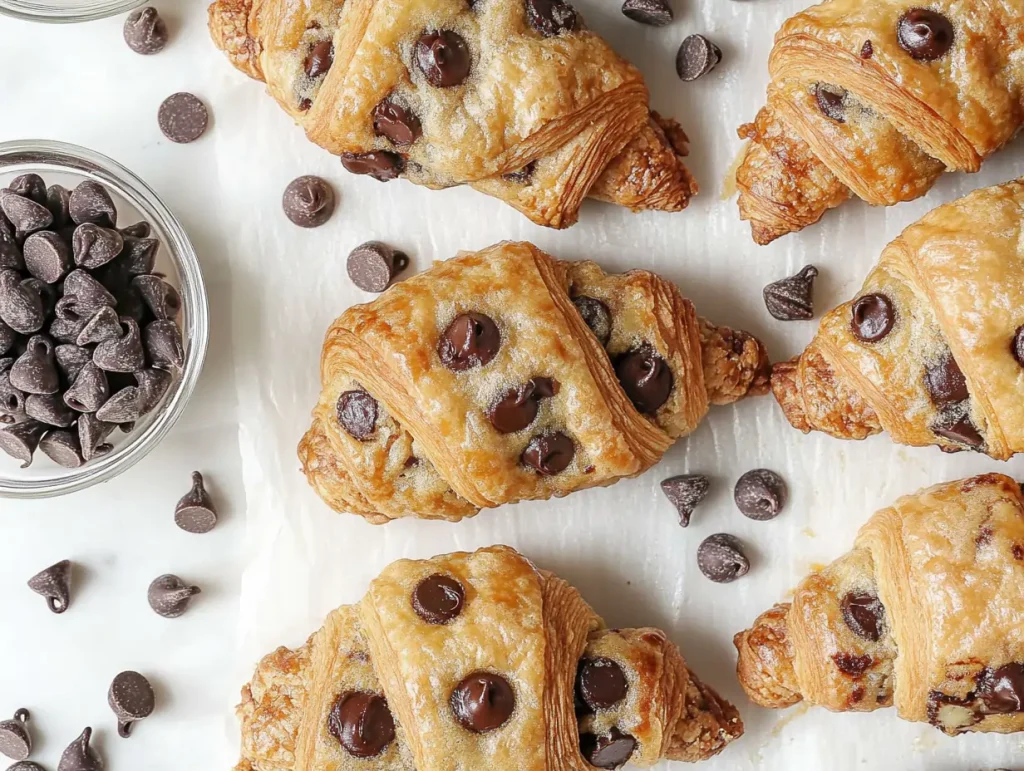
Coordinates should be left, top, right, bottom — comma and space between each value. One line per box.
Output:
0, 140, 208, 497
0, 0, 143, 23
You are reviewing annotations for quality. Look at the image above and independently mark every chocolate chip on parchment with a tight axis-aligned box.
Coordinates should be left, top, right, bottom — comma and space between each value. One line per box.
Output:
336, 389, 379, 440
579, 728, 636, 770
0, 709, 32, 761
108, 671, 156, 738
27, 559, 72, 613
897, 8, 954, 61
346, 241, 408, 293
450, 672, 515, 733
158, 93, 209, 144
147, 574, 201, 618
372, 97, 423, 147
414, 31, 472, 88
282, 176, 336, 228
39, 429, 85, 468
526, 0, 578, 37
572, 296, 611, 347
124, 7, 168, 55
72, 223, 124, 269
63, 362, 110, 413
93, 317, 145, 373
763, 264, 818, 321
131, 275, 181, 320
174, 471, 218, 533
521, 431, 574, 475
57, 727, 102, 771
340, 151, 405, 182
9, 174, 47, 205
25, 392, 75, 427
69, 180, 117, 229
676, 34, 721, 82
697, 533, 749, 583
660, 473, 710, 527
0, 419, 47, 467
0, 190, 53, 235
143, 319, 184, 369
734, 468, 786, 520
412, 574, 466, 624
621, 0, 672, 26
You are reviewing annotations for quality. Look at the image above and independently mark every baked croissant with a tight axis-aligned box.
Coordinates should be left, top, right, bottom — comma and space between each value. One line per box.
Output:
734, 473, 1024, 736
773, 180, 1024, 460
234, 545, 743, 770
298, 241, 770, 523
734, 0, 1024, 244
207, 0, 696, 229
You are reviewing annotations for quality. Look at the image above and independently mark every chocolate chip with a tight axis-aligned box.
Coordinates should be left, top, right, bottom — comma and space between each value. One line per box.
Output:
579, 727, 636, 769
77, 413, 115, 461
450, 672, 515, 733
573, 295, 611, 347
135, 368, 171, 414
614, 344, 672, 414
621, 0, 672, 25
850, 293, 895, 342
0, 363, 25, 420
23, 279, 55, 320
336, 389, 379, 440
158, 92, 209, 144
143, 319, 184, 369
576, 658, 628, 711
131, 275, 181, 320
763, 264, 818, 320
96, 386, 141, 424
25, 392, 75, 427
860, 40, 874, 58
975, 663, 1024, 713
341, 151, 405, 182
63, 362, 110, 413
282, 176, 335, 228
0, 269, 46, 334
9, 174, 47, 205
116, 237, 159, 276
23, 230, 73, 283
373, 97, 423, 147
69, 181, 117, 228
174, 471, 218, 533
148, 574, 201, 618
0, 223, 23, 270
932, 409, 983, 449
305, 40, 335, 78
734, 468, 786, 520
833, 652, 872, 677
840, 591, 885, 641
346, 241, 408, 293
124, 6, 168, 54
57, 727, 102, 771
120, 221, 150, 239
0, 709, 32, 761
676, 34, 721, 81
414, 31, 472, 88
0, 419, 47, 467
73, 223, 124, 269
63, 269, 116, 310
502, 162, 536, 184
526, 0, 578, 37
45, 184, 71, 228
108, 671, 155, 738
438, 312, 500, 371
8, 763, 46, 771
924, 351, 968, 406
75, 306, 120, 347
27, 559, 72, 613
10, 335, 58, 394
39, 429, 84, 468
328, 692, 396, 757
0, 190, 53, 235
0, 322, 14, 356
1012, 326, 1024, 368
521, 431, 574, 475
488, 377, 558, 433
660, 473, 710, 527
93, 317, 145, 372
897, 9, 954, 61
412, 573, 466, 624
697, 533, 749, 583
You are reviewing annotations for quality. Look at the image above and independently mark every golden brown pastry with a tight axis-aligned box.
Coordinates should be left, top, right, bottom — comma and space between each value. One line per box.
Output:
298, 241, 769, 523
773, 180, 1024, 460
735, 473, 1024, 735
735, 0, 1024, 244
234, 545, 743, 770
208, 0, 696, 229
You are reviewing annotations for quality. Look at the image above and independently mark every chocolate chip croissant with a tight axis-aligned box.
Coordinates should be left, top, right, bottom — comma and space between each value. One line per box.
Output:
734, 473, 1024, 735
734, 0, 1024, 244
234, 545, 743, 771
207, 0, 696, 229
298, 241, 769, 523
773, 180, 1024, 459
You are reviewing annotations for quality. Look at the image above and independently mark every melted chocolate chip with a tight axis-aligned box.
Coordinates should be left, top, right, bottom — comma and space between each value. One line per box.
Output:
502, 162, 536, 184
933, 409, 983, 449
573, 295, 611, 347
1011, 325, 1024, 368
438, 312, 500, 371
336, 389, 379, 440
851, 293, 895, 342
840, 591, 885, 642
412, 574, 465, 624
897, 9, 955, 61
521, 431, 574, 475
814, 84, 846, 123
450, 672, 515, 733
487, 377, 558, 433
614, 344, 672, 414
576, 658, 628, 711
341, 151, 405, 182
975, 663, 1024, 714
833, 653, 873, 677
414, 31, 471, 88
579, 728, 637, 769
328, 692, 396, 757
372, 97, 423, 147
924, 352, 968, 405
526, 0, 579, 37
305, 40, 335, 78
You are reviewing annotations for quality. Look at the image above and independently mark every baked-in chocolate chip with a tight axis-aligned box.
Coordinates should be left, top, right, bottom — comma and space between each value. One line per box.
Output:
621, 0, 672, 26
10, 335, 59, 395
143, 319, 184, 369
697, 533, 749, 583
521, 431, 574, 475
814, 83, 846, 123
412, 573, 466, 624
27, 559, 72, 613
69, 181, 117, 229
341, 151, 405, 181
833, 652, 872, 677
502, 162, 536, 184
108, 671, 155, 738
124, 7, 168, 55
614, 344, 672, 414
933, 409, 983, 449
148, 574, 201, 618
573, 296, 611, 347
9, 174, 47, 205
346, 241, 409, 293
0, 419, 47, 467
860, 40, 874, 58
336, 389, 379, 440
1012, 326, 1024, 368
450, 672, 515, 733
488, 377, 558, 433
414, 31, 472, 88
373, 97, 423, 147
64, 362, 110, 413
305, 40, 335, 78
763, 264, 818, 320
975, 663, 1024, 713
850, 293, 895, 342
924, 351, 968, 405
897, 9, 955, 61
328, 692, 396, 757
23, 230, 72, 284
57, 727, 102, 771
841, 591, 885, 641
282, 176, 335, 228
174, 471, 218, 534
579, 727, 636, 769
734, 469, 786, 521
576, 658, 628, 711
526, 0, 578, 37
660, 473, 710, 527
0, 190, 52, 235
0, 270, 45, 334
158, 93, 209, 144
438, 312, 500, 371
0, 709, 32, 761
73, 223, 124, 269
676, 34, 721, 81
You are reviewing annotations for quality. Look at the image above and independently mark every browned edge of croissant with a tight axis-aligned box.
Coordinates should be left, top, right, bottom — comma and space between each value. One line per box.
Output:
733, 603, 803, 709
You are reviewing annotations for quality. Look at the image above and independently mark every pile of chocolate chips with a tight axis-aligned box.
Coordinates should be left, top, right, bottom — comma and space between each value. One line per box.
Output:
0, 174, 184, 469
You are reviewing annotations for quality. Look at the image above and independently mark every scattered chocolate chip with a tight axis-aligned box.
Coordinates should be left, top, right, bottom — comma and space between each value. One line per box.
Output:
373, 97, 423, 147
346, 241, 408, 292
0, 709, 32, 761
131, 275, 180, 320
734, 469, 786, 521
488, 377, 558, 433
860, 40, 874, 58
521, 431, 574, 475
697, 533, 749, 583
63, 362, 110, 413
9, 174, 47, 205
93, 317, 145, 372
897, 8, 954, 61
336, 389, 379, 440
660, 473, 710, 527
96, 386, 141, 424
933, 409, 983, 449
328, 692, 396, 757
10, 335, 58, 395
924, 352, 968, 406
23, 230, 72, 283
69, 181, 117, 229
450, 672, 515, 733
0, 419, 47, 467
438, 312, 500, 371
57, 727, 102, 771
833, 652, 872, 677
614, 344, 672, 414
108, 671, 155, 738
975, 663, 1024, 713
39, 429, 84, 468
579, 727, 637, 769
414, 31, 472, 88
282, 176, 336, 228
25, 392, 75, 427
850, 293, 895, 342
27, 559, 72, 613
63, 269, 116, 310
763, 264, 818, 320
526, 0, 578, 37
840, 591, 885, 641
0, 269, 46, 334
341, 151, 404, 182
621, 0, 672, 25
124, 6, 168, 54
147, 574, 201, 618
412, 574, 466, 624
573, 295, 611, 346
676, 34, 721, 81
72, 223, 124, 269
174, 471, 218, 533
135, 368, 171, 414
143, 319, 184, 369
305, 40, 335, 78
576, 658, 628, 711
158, 92, 209, 144
0, 190, 53, 235
77, 413, 115, 461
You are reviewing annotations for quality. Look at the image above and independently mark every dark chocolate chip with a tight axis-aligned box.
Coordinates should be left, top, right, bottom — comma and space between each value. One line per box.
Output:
676, 34, 721, 81
0, 269, 46, 334
933, 409, 984, 449
763, 264, 818, 320
579, 727, 636, 769
25, 392, 75, 427
147, 574, 201, 618
305, 40, 335, 78
27, 559, 72, 613
9, 174, 47, 205
336, 389, 379, 440
373, 97, 423, 147
63, 269, 116, 310
813, 84, 846, 123
0, 709, 32, 761
0, 362, 25, 419
613, 344, 672, 414
851, 293, 895, 342
438, 312, 500, 371
8, 763, 46, 771
135, 368, 172, 414
414, 31, 472, 88
521, 431, 574, 475
840, 591, 885, 641
412, 573, 466, 624
0, 419, 47, 467
450, 672, 515, 733
64, 362, 110, 413
576, 658, 628, 711
57, 727, 102, 771
77, 413, 116, 461
734, 468, 786, 521
502, 161, 536, 184
55, 344, 91, 382
39, 429, 84, 468
0, 190, 53, 235
860, 39, 874, 58
108, 671, 155, 738
488, 376, 559, 433
131, 275, 181, 320
526, 0, 578, 37
143, 319, 184, 369
573, 295, 611, 347
22, 278, 55, 320
282, 176, 336, 228
0, 223, 23, 270
93, 317, 145, 373
697, 533, 750, 583
76, 306, 121, 347
660, 473, 710, 527
0, 322, 14, 356
95, 386, 141, 424
117, 237, 159, 275
1012, 325, 1024, 368
328, 692, 396, 757
49, 314, 87, 345
975, 663, 1024, 714
897, 9, 955, 61
346, 241, 408, 292
73, 223, 124, 269
44, 185, 71, 227
924, 351, 968, 406
158, 92, 209, 144
341, 151, 405, 182
833, 652, 873, 677
124, 6, 168, 54
23, 230, 72, 284
69, 181, 117, 228
120, 221, 150, 239
621, 0, 671, 26
10, 335, 58, 395
174, 471, 218, 534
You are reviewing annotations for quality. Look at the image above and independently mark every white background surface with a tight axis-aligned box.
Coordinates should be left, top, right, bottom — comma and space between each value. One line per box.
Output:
1, 1, 1023, 769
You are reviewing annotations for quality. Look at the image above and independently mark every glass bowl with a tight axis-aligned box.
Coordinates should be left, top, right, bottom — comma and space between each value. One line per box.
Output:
0, 140, 209, 498
0, 0, 143, 23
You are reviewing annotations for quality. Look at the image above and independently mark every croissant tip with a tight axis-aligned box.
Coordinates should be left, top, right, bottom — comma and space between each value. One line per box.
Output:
733, 604, 803, 710
208, 0, 263, 81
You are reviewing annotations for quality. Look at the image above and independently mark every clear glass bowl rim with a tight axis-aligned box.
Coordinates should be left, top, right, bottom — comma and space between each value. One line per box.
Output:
0, 139, 210, 498
0, 0, 143, 23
